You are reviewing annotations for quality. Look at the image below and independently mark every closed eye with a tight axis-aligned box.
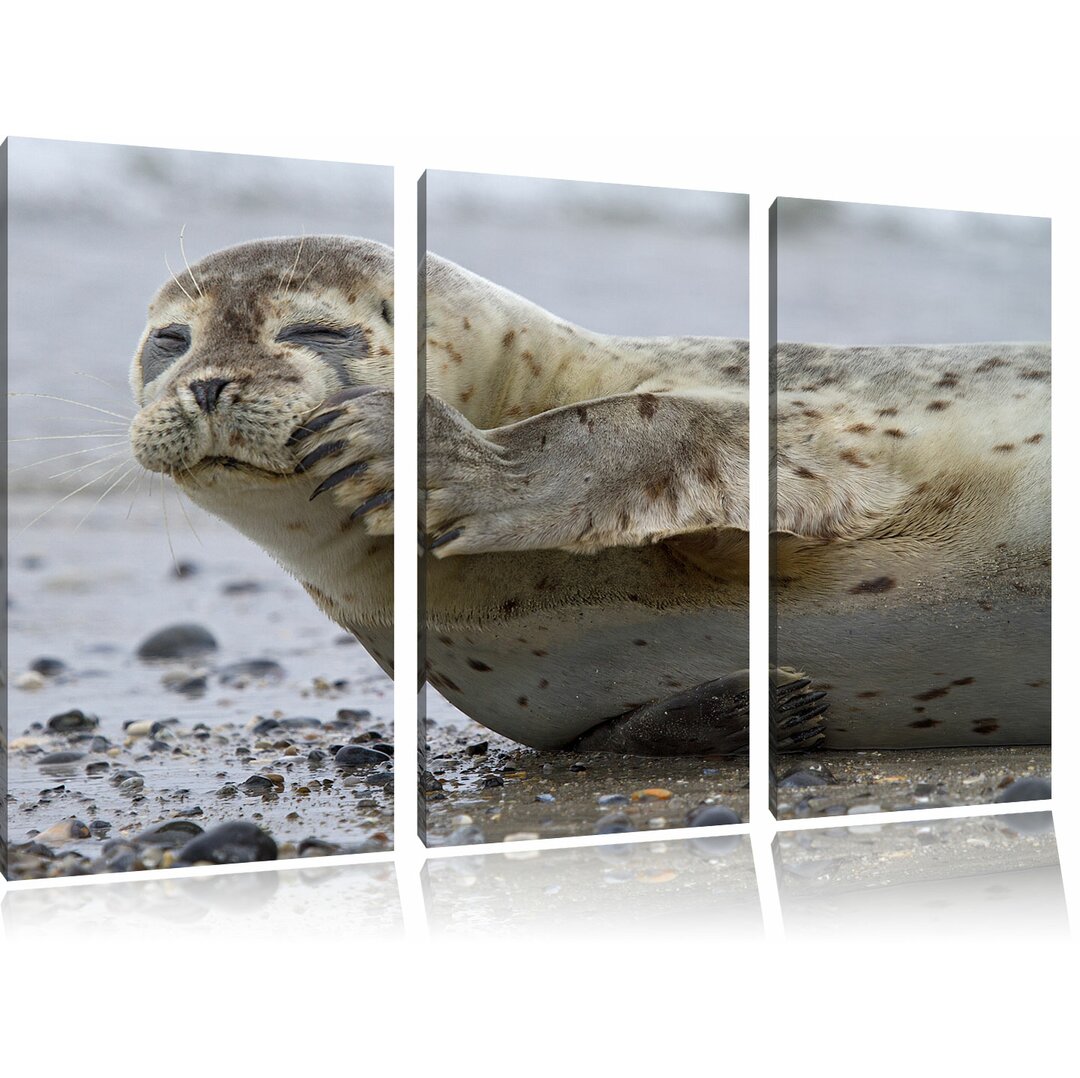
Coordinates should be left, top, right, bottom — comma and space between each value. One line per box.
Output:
277, 323, 353, 347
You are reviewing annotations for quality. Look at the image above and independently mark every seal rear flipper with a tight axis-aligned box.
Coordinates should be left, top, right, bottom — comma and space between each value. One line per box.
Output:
568, 671, 749, 756
770, 667, 828, 752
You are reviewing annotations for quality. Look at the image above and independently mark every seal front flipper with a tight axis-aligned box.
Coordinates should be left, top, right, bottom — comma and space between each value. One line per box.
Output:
568, 671, 750, 756
292, 386, 394, 535
770, 667, 828, 752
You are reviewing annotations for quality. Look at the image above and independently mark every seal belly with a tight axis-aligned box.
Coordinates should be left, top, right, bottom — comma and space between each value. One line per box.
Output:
425, 602, 748, 749
774, 544, 1050, 748
425, 540, 748, 749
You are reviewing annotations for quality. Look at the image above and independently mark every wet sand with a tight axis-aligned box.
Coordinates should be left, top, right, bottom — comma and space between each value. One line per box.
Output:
772, 745, 1051, 819
5, 493, 393, 880
421, 689, 747, 846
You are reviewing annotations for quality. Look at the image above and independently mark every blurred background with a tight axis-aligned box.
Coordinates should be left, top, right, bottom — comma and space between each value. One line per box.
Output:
425, 170, 748, 337
774, 197, 1050, 344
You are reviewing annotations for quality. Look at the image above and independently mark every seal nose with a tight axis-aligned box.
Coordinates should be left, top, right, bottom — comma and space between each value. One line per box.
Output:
189, 378, 231, 414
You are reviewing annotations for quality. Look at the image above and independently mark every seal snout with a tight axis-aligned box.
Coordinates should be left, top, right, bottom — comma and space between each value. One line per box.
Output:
189, 377, 231, 414
189, 380, 231, 412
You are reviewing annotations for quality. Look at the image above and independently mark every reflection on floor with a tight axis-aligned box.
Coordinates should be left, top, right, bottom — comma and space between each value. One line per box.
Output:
1, 859, 401, 938
775, 811, 1065, 938
423, 833, 761, 937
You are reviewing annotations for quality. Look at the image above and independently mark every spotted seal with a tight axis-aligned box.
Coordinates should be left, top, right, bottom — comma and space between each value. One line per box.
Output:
772, 341, 1050, 749
423, 251, 758, 754
422, 254, 1050, 755
128, 235, 395, 674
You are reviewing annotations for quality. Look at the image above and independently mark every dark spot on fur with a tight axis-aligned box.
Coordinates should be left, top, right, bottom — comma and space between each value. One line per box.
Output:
1025, 433, 1044, 444
462, 317, 471, 330
501, 599, 518, 615
877, 407, 899, 417
794, 466, 818, 480
993, 443, 1015, 453
978, 600, 993, 611
576, 406, 588, 423
850, 576, 896, 594
517, 696, 529, 708
952, 676, 975, 686
802, 408, 822, 419
913, 707, 926, 714
538, 678, 549, 689
437, 635, 454, 646
884, 428, 906, 438
531, 650, 548, 659
522, 350, 541, 376
914, 686, 950, 701
1018, 369, 1049, 381
846, 422, 874, 434
909, 718, 942, 729
976, 355, 1008, 372
936, 373, 960, 388
926, 400, 950, 412
973, 719, 1000, 734
637, 393, 659, 420
459, 385, 474, 403
839, 449, 869, 468
502, 330, 515, 348
633, 639, 648, 646
1028, 680, 1045, 688
856, 691, 880, 698
466, 658, 492, 671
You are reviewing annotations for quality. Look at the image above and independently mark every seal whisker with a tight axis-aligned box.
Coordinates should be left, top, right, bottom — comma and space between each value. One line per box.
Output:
9, 392, 133, 421
280, 232, 306, 293
293, 252, 327, 293
178, 224, 204, 298
49, 448, 131, 481
73, 462, 140, 532
17, 457, 133, 535
9, 441, 129, 472
164, 250, 195, 303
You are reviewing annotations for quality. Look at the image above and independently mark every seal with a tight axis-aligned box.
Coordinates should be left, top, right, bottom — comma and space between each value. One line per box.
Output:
772, 341, 1050, 749
128, 235, 395, 674
423, 254, 1050, 755
423, 251, 758, 754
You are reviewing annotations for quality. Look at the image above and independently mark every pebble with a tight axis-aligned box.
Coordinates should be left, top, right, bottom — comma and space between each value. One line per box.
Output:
31, 657, 67, 677
136, 623, 218, 660
631, 788, 673, 801
596, 813, 634, 835
448, 825, 486, 845
47, 709, 99, 733
334, 745, 391, 768
847, 803, 882, 815
40, 750, 86, 765
119, 777, 146, 794
480, 774, 505, 789
134, 820, 204, 848
35, 818, 92, 845
465, 741, 489, 756
219, 659, 286, 686
241, 775, 278, 795
15, 671, 46, 690
535, 793, 556, 803
687, 804, 740, 827
174, 821, 278, 866
335, 708, 372, 724
778, 769, 830, 788
172, 560, 199, 578
597, 793, 630, 806
222, 580, 263, 595
995, 776, 1051, 803
168, 675, 208, 697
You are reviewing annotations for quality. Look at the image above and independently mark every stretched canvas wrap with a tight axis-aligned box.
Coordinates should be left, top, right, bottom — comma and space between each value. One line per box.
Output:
420, 171, 751, 846
769, 198, 1051, 818
3, 138, 394, 880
